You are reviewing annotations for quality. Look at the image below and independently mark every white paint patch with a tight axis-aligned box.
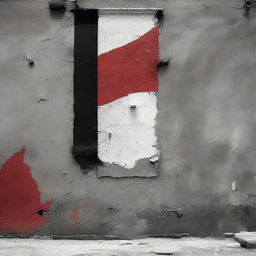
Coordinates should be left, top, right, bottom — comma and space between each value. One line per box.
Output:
98, 13, 155, 55
232, 181, 239, 191
98, 92, 158, 169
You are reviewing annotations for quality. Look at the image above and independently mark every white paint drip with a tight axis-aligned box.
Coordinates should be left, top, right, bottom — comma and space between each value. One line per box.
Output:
98, 92, 158, 169
98, 13, 155, 55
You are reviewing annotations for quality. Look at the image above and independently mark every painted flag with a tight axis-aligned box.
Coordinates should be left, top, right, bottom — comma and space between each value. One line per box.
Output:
73, 9, 161, 177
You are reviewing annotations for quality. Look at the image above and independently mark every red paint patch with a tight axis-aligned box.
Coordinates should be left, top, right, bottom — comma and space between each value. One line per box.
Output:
69, 206, 79, 222
0, 148, 52, 234
98, 26, 159, 106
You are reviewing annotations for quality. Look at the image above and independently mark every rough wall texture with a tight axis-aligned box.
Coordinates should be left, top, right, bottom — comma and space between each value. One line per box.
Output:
1, 0, 256, 237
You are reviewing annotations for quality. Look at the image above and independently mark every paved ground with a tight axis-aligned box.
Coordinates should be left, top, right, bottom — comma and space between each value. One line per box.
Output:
0, 237, 255, 256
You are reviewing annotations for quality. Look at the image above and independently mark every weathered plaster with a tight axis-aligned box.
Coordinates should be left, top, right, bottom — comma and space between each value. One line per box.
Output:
1, 0, 256, 237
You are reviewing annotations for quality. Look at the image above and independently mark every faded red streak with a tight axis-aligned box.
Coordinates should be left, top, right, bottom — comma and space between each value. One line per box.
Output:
69, 206, 79, 222
98, 26, 159, 106
0, 148, 52, 234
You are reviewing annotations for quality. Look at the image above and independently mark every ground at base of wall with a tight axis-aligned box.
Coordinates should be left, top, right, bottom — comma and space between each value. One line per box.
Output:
0, 237, 254, 256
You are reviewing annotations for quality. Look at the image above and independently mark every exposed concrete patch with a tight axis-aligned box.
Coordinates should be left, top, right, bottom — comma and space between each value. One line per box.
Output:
97, 157, 158, 178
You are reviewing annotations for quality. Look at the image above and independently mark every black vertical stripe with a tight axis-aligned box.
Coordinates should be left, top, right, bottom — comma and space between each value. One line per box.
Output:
72, 9, 100, 170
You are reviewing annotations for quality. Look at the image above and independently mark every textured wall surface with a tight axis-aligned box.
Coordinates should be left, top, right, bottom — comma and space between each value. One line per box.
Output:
1, 0, 256, 237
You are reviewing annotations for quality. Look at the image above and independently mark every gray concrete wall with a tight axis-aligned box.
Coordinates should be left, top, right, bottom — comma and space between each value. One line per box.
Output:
1, 0, 256, 237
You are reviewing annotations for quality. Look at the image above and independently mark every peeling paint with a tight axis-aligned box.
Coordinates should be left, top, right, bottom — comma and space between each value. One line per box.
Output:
98, 12, 159, 169
0, 149, 52, 234
98, 93, 159, 169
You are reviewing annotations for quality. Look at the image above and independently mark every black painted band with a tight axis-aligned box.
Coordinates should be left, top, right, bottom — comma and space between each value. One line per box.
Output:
72, 9, 100, 170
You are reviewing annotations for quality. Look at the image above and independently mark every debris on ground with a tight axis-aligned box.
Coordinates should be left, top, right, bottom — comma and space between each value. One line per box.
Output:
234, 231, 256, 249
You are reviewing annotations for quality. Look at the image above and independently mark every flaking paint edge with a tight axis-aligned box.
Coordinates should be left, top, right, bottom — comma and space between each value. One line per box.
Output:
98, 92, 159, 169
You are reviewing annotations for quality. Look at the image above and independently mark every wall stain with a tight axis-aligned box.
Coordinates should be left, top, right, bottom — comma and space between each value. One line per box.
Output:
244, 0, 251, 18
155, 9, 164, 27
107, 205, 120, 214
0, 148, 52, 235
69, 206, 79, 222
48, 0, 66, 12
137, 208, 183, 221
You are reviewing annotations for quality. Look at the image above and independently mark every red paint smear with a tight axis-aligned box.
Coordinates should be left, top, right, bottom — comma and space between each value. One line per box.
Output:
98, 26, 159, 106
0, 148, 52, 234
69, 206, 79, 222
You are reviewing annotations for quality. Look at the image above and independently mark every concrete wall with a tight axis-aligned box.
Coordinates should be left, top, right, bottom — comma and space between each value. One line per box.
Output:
1, 0, 256, 237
